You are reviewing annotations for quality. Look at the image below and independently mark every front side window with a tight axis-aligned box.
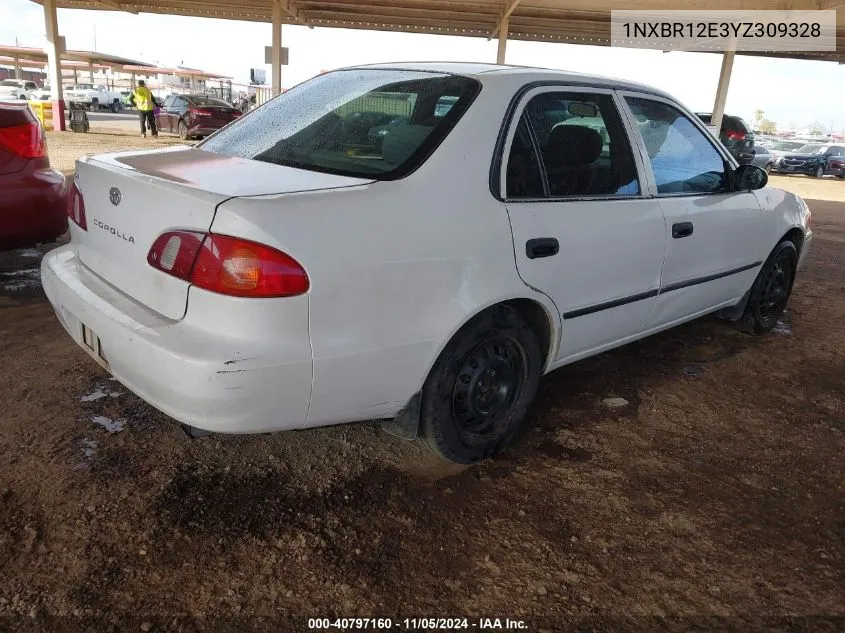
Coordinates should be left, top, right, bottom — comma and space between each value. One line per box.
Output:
626, 97, 727, 195
200, 69, 480, 180
506, 91, 639, 198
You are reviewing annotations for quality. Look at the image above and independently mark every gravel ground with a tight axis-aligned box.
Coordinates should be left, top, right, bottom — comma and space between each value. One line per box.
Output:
0, 135, 843, 632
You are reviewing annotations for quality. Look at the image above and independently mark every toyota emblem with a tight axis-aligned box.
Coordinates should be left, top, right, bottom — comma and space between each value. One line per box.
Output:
109, 187, 121, 206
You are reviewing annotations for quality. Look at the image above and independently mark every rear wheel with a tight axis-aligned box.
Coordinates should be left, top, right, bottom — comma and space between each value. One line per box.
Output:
814, 165, 824, 178
178, 120, 188, 140
764, 162, 773, 174
739, 241, 797, 335
419, 305, 542, 464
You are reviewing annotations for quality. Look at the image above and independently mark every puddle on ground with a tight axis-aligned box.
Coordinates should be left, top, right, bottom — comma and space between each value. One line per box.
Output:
74, 438, 98, 469
90, 415, 126, 433
0, 268, 41, 293
773, 320, 792, 336
80, 388, 124, 402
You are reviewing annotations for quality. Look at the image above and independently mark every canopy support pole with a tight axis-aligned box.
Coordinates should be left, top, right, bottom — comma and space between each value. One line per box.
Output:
271, 0, 283, 96
43, 0, 65, 130
497, 16, 508, 64
711, 49, 735, 135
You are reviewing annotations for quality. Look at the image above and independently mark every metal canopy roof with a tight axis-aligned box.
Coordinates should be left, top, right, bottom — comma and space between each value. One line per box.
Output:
0, 44, 154, 68
29, 0, 845, 63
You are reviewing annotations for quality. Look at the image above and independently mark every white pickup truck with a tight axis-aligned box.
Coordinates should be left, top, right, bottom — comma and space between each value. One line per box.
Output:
65, 83, 123, 111
0, 79, 39, 101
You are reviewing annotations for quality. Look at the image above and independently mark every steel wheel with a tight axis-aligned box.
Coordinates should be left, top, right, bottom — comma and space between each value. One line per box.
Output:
756, 253, 793, 329
178, 120, 188, 140
452, 336, 527, 443
740, 240, 798, 335
814, 165, 824, 178
419, 305, 542, 464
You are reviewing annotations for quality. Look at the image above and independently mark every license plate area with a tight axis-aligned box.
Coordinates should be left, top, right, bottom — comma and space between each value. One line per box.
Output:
82, 324, 110, 368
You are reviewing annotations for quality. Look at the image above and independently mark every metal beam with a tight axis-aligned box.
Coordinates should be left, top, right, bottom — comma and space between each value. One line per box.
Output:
488, 0, 521, 40
283, 1, 313, 28
95, 0, 138, 14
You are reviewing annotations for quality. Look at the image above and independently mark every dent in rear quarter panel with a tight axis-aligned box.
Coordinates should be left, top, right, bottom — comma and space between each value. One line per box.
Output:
211, 76, 559, 428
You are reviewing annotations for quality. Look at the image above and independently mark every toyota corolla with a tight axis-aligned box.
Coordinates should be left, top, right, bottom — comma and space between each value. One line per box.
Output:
42, 63, 812, 463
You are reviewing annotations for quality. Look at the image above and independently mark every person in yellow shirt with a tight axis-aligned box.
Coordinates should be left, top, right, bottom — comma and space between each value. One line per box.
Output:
130, 80, 159, 138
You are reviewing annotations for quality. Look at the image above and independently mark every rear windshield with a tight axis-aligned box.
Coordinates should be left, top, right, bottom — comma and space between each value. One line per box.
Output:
199, 69, 480, 180
188, 95, 230, 107
0, 80, 23, 87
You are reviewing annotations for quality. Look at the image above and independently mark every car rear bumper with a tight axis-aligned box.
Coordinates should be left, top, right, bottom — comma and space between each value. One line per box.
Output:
41, 245, 313, 434
0, 165, 67, 249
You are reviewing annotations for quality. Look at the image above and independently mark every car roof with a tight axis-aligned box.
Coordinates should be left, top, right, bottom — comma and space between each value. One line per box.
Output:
343, 62, 674, 99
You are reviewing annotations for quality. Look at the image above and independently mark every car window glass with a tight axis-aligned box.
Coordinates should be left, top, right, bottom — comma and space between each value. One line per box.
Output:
518, 91, 639, 197
506, 114, 545, 198
163, 96, 175, 107
626, 97, 727, 195
174, 98, 188, 108
200, 69, 480, 180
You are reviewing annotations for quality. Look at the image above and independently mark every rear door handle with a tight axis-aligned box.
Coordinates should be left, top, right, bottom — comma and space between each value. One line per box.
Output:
526, 237, 559, 259
672, 222, 694, 239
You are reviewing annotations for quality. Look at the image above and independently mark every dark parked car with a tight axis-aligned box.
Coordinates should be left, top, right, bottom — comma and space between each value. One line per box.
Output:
155, 94, 242, 140
0, 102, 67, 250
696, 113, 755, 163
747, 145, 775, 173
776, 144, 845, 178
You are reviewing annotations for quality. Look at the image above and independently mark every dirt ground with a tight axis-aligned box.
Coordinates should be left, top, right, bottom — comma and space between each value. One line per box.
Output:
0, 132, 843, 632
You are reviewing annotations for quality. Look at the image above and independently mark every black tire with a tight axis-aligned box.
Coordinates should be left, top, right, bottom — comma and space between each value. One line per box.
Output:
813, 165, 824, 178
178, 120, 188, 140
739, 241, 798, 335
418, 305, 542, 464
111, 100, 119, 113
764, 163, 773, 174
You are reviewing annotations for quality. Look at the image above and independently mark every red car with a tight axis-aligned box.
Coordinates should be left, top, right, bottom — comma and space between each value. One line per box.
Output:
155, 94, 242, 140
0, 102, 67, 250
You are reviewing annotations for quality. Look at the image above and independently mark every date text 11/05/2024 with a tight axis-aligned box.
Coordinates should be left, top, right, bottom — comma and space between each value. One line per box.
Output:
308, 618, 528, 630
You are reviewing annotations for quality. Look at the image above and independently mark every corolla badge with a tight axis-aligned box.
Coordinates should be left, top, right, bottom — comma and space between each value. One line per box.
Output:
109, 187, 121, 206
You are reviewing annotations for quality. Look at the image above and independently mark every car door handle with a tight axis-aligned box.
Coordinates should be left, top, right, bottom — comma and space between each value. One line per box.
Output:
526, 238, 559, 259
672, 222, 694, 239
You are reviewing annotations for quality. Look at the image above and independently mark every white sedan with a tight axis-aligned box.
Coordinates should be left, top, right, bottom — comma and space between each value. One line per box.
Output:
42, 63, 812, 463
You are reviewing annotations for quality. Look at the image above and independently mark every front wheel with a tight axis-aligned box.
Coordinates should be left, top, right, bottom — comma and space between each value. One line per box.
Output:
178, 120, 188, 140
419, 305, 542, 464
764, 163, 773, 174
739, 241, 798, 335
813, 165, 824, 178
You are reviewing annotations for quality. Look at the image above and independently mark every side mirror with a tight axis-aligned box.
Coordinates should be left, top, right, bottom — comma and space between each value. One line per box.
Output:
732, 164, 768, 191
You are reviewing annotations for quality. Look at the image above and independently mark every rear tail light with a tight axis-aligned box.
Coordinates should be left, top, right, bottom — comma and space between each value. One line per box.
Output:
726, 130, 746, 141
147, 231, 309, 298
67, 181, 87, 230
0, 121, 46, 159
231, 111, 242, 117
190, 108, 212, 117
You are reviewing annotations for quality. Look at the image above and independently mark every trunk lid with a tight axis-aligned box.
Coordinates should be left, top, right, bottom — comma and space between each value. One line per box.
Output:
73, 146, 372, 320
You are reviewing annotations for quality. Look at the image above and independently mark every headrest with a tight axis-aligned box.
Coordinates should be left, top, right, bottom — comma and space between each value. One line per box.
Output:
545, 125, 602, 168
381, 124, 433, 166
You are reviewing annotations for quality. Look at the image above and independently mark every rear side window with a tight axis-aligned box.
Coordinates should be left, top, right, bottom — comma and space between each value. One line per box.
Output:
199, 69, 480, 180
506, 115, 545, 198
506, 91, 640, 198
626, 97, 727, 195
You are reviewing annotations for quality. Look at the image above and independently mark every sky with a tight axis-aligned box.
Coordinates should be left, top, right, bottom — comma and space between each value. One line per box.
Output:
1, 0, 843, 133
